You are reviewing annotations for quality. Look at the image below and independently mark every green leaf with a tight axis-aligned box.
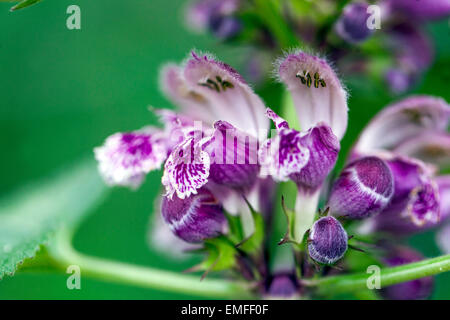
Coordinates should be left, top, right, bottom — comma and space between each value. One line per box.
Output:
238, 200, 264, 254
0, 158, 108, 278
9, 0, 42, 12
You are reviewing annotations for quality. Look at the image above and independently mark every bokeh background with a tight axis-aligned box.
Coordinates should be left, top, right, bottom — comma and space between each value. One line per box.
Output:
0, 0, 449, 299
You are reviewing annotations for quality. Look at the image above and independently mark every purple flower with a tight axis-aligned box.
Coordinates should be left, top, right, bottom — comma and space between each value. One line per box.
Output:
209, 15, 242, 40
380, 246, 434, 300
160, 52, 269, 139
277, 51, 348, 140
353, 96, 449, 234
384, 68, 415, 95
354, 96, 449, 154
185, 0, 241, 33
385, 0, 450, 21
264, 273, 299, 299
394, 132, 450, 168
161, 188, 227, 243
308, 216, 348, 265
335, 2, 374, 44
206, 121, 259, 190
364, 156, 440, 233
329, 156, 394, 219
259, 109, 340, 192
162, 120, 260, 199
94, 129, 167, 188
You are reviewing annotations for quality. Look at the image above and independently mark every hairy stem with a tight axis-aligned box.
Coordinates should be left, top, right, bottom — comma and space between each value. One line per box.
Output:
304, 254, 450, 295
47, 229, 252, 299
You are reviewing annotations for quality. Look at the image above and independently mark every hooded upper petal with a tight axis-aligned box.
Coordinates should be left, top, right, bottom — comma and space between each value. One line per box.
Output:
277, 51, 348, 140
161, 52, 269, 140
394, 132, 450, 169
355, 96, 450, 154
94, 127, 167, 188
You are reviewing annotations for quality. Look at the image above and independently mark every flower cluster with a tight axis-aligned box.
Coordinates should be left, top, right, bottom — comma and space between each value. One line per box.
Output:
185, 0, 450, 94
95, 50, 449, 299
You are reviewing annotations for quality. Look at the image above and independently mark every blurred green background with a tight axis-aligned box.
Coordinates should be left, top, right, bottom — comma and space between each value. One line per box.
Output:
0, 0, 449, 299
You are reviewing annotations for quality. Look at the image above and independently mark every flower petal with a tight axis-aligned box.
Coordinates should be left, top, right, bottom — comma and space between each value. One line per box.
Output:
373, 156, 441, 232
94, 128, 167, 188
277, 51, 348, 140
161, 52, 269, 140
394, 132, 450, 169
162, 135, 211, 199
355, 95, 450, 154
259, 129, 310, 182
329, 156, 394, 219
207, 120, 260, 189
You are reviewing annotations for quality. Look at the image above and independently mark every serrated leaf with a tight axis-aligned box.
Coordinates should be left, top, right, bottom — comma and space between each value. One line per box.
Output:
10, 0, 42, 12
0, 158, 108, 278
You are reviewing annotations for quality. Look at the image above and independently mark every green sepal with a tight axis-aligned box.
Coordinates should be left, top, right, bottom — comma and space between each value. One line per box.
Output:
278, 196, 301, 248
185, 237, 237, 279
236, 198, 265, 254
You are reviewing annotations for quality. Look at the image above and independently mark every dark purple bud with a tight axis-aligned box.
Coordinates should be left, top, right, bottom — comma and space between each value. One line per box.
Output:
264, 273, 299, 299
208, 14, 242, 39
290, 124, 341, 192
329, 157, 394, 219
386, 0, 450, 21
391, 24, 433, 70
207, 120, 259, 190
308, 216, 348, 265
384, 68, 415, 94
161, 188, 227, 243
381, 246, 434, 300
335, 2, 373, 43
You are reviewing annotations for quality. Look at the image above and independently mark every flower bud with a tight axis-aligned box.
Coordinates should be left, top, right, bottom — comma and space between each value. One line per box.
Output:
264, 273, 299, 299
329, 157, 394, 219
380, 246, 434, 300
308, 216, 348, 265
161, 188, 227, 243
335, 2, 373, 44
208, 14, 242, 39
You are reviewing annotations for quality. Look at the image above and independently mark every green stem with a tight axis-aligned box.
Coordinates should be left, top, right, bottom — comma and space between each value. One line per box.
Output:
305, 254, 450, 295
253, 0, 301, 50
47, 229, 252, 299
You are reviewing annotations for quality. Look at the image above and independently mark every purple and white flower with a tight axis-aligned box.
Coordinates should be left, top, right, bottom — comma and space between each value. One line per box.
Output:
353, 96, 450, 234
277, 51, 348, 140
161, 188, 227, 243
94, 128, 167, 188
